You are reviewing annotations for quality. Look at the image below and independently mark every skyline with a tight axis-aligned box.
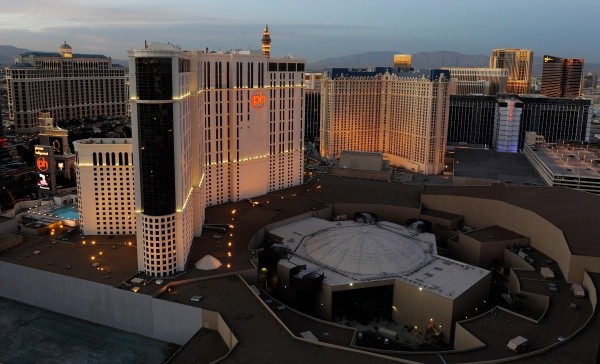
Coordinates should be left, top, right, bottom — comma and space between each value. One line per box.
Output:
1, 0, 600, 63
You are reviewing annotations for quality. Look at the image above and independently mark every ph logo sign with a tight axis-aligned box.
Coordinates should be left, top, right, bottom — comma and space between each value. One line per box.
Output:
37, 157, 49, 172
251, 90, 266, 110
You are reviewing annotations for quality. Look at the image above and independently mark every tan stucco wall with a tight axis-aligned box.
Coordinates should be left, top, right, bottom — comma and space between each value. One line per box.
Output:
504, 250, 535, 272
422, 195, 583, 282
454, 322, 486, 350
569, 256, 600, 283
450, 233, 481, 266
582, 271, 596, 309
451, 271, 491, 341
520, 291, 550, 322
392, 279, 454, 343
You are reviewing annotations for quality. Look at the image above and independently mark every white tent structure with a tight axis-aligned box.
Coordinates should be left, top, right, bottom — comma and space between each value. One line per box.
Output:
195, 255, 222, 270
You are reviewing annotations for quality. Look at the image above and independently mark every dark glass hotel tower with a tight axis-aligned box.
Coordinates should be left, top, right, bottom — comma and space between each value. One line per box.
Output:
129, 45, 205, 276
540, 55, 584, 98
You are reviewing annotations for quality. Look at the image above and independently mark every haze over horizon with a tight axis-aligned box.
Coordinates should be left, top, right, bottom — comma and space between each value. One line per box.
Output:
1, 0, 599, 63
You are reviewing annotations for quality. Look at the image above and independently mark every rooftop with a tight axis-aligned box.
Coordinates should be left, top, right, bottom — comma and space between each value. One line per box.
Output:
527, 143, 600, 178
271, 218, 436, 279
271, 218, 488, 299
464, 225, 526, 243
423, 184, 600, 257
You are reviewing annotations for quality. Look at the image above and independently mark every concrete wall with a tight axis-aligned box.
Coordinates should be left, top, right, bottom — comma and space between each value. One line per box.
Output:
449, 233, 481, 266
392, 279, 454, 344
478, 237, 530, 268
0, 261, 203, 345
569, 255, 600, 285
454, 322, 486, 350
0, 218, 18, 234
519, 291, 550, 322
504, 250, 535, 272
422, 195, 582, 282
582, 271, 597, 309
202, 310, 238, 349
508, 269, 521, 294
0, 233, 23, 252
452, 271, 491, 341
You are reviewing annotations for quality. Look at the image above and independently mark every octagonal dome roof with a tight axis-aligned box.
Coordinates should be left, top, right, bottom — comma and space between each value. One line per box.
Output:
303, 224, 429, 277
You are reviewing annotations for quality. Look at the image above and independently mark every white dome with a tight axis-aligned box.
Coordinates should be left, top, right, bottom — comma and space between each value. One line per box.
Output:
303, 225, 429, 277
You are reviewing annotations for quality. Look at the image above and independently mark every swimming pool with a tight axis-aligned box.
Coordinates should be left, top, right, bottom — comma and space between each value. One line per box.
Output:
49, 204, 79, 220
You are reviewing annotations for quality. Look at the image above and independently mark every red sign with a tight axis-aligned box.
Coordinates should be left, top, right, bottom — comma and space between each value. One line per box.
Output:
251, 90, 266, 109
37, 157, 49, 172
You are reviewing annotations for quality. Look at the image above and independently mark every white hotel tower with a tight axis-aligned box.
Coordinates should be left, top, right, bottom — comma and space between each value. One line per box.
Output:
195, 50, 305, 206
129, 44, 205, 276
321, 70, 455, 175
125, 29, 304, 275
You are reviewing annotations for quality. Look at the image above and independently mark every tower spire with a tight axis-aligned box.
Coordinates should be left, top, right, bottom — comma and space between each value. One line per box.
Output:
261, 24, 271, 58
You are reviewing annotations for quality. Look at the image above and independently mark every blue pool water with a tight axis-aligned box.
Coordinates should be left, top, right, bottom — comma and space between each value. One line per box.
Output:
49, 204, 79, 220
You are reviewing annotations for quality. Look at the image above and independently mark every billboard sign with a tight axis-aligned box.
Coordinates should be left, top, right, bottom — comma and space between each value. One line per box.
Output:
35, 145, 55, 192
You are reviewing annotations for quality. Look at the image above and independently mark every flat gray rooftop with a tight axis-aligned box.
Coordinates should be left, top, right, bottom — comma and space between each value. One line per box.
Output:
464, 225, 526, 243
528, 143, 600, 178
452, 148, 545, 185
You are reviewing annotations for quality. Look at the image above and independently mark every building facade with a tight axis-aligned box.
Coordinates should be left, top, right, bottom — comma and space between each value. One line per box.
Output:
5, 42, 128, 133
321, 69, 454, 174
74, 138, 136, 235
444, 68, 508, 95
393, 54, 412, 71
129, 44, 204, 276
518, 95, 591, 148
540, 55, 584, 97
196, 51, 305, 206
448, 95, 497, 146
489, 49, 533, 94
583, 72, 598, 90
126, 38, 305, 275
304, 72, 322, 140
447, 94, 592, 152
523, 143, 600, 194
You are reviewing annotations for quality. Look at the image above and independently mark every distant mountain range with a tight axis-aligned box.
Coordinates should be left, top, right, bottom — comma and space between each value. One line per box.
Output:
2, 45, 599, 75
0, 45, 128, 67
308, 50, 600, 76
0, 45, 32, 65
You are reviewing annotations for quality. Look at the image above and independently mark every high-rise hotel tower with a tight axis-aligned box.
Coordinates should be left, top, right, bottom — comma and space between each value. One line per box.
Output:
6, 42, 128, 133
129, 44, 204, 276
540, 55, 584, 98
321, 69, 455, 175
489, 49, 533, 94
127, 33, 305, 275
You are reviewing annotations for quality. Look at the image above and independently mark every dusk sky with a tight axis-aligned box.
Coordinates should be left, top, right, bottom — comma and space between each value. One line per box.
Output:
1, 0, 599, 63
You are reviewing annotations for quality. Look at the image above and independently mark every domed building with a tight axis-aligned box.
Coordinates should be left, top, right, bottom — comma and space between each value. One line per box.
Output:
59, 42, 73, 58
5, 41, 128, 133
269, 217, 490, 343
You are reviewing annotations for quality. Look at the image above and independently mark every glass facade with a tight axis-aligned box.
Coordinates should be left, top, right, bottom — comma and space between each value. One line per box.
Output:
135, 56, 175, 216
137, 103, 175, 216
135, 58, 173, 100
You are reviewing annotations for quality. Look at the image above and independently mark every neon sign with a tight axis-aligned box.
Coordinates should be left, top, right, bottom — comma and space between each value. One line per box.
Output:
251, 90, 266, 109
37, 157, 49, 172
